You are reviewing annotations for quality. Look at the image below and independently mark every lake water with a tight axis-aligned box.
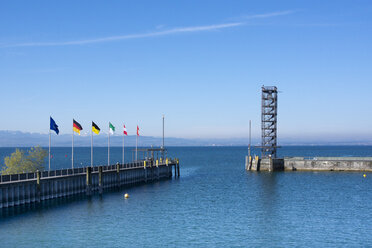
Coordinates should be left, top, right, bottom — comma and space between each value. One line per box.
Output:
0, 146, 371, 247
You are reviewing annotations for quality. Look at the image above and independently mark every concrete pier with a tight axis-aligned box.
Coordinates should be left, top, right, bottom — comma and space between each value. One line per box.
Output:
247, 156, 372, 172
284, 157, 372, 171
0, 159, 178, 209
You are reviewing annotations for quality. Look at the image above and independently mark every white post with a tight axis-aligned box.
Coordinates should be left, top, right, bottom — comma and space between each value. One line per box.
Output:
122, 132, 125, 165
136, 131, 138, 161
162, 115, 165, 159
72, 121, 74, 169
91, 125, 93, 167
49, 128, 51, 171
162, 115, 165, 149
108, 124, 110, 166
248, 120, 251, 159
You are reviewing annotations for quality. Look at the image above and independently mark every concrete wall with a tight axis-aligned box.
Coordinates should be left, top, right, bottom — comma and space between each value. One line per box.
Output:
246, 156, 372, 172
248, 157, 284, 171
0, 160, 179, 209
284, 157, 372, 171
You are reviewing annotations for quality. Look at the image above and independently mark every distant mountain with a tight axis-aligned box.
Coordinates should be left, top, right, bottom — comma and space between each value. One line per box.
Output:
0, 130, 252, 147
0, 130, 371, 147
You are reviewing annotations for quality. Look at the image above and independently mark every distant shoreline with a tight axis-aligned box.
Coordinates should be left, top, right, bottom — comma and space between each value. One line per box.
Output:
0, 145, 372, 148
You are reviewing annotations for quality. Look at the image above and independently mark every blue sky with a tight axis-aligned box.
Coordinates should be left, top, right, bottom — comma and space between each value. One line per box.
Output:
0, 0, 372, 141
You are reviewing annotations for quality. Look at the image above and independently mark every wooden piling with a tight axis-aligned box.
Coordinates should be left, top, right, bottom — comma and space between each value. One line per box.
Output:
144, 161, 147, 182
177, 158, 180, 177
116, 163, 120, 188
36, 170, 41, 202
86, 167, 92, 196
98, 166, 103, 194
174, 159, 177, 178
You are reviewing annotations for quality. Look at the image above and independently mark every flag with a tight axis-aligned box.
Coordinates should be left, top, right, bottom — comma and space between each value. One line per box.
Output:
73, 119, 83, 135
109, 122, 115, 135
123, 124, 127, 136
50, 117, 59, 135
137, 125, 140, 136
92, 122, 100, 134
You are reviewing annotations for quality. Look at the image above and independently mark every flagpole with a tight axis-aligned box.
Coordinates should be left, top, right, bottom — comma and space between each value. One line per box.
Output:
108, 123, 110, 166
49, 127, 51, 171
122, 130, 125, 165
136, 129, 138, 161
162, 114, 165, 159
162, 115, 165, 149
72, 120, 74, 169
248, 120, 251, 160
91, 123, 93, 167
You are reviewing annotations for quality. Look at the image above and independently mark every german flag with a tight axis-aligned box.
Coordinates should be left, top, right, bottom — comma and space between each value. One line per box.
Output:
92, 122, 100, 134
73, 119, 83, 135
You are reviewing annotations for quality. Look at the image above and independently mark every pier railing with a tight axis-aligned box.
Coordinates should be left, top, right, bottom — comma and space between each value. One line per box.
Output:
0, 159, 178, 184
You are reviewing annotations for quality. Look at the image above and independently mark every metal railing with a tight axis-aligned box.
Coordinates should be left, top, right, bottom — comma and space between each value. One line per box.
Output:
0, 158, 177, 184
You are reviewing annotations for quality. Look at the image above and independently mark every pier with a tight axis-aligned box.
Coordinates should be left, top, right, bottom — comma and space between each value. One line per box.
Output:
245, 86, 372, 172
246, 156, 372, 172
0, 157, 180, 209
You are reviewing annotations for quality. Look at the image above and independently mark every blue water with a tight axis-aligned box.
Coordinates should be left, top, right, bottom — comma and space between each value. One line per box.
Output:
0, 146, 372, 247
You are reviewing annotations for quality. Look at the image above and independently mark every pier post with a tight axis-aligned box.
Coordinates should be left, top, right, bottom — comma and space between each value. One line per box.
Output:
174, 159, 177, 178
156, 159, 160, 179
166, 158, 171, 177
144, 161, 147, 182
98, 166, 103, 194
246, 156, 253, 170
86, 167, 92, 196
5, 187, 9, 208
116, 163, 120, 188
0, 187, 2, 208
177, 158, 180, 177
36, 170, 41, 202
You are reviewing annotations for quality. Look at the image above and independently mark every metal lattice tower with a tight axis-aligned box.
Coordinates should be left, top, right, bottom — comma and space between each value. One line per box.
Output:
261, 86, 278, 158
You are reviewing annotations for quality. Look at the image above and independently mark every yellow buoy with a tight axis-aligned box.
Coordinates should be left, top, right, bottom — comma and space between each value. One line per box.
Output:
363, 174, 366, 178
124, 193, 129, 199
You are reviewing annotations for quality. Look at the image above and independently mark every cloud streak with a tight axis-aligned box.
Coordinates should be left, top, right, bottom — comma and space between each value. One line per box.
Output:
2, 11, 294, 48
242, 10, 296, 20
5, 23, 243, 48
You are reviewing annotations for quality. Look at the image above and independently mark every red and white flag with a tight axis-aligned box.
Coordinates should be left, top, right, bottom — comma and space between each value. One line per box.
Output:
137, 125, 140, 136
123, 124, 127, 136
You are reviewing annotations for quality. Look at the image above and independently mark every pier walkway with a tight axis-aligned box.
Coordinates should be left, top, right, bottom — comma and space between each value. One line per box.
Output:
0, 158, 180, 209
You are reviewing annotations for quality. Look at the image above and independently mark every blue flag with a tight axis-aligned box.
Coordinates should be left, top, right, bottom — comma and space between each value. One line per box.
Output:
50, 117, 59, 134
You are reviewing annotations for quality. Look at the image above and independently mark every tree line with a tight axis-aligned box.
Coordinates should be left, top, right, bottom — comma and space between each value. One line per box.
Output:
1, 146, 47, 175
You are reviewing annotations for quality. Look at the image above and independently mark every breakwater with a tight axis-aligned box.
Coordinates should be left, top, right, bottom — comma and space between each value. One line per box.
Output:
0, 158, 179, 209
246, 156, 372, 171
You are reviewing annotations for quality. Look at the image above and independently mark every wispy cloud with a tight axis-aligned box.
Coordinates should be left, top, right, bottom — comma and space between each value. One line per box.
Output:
2, 11, 294, 48
242, 10, 296, 20
3, 23, 243, 48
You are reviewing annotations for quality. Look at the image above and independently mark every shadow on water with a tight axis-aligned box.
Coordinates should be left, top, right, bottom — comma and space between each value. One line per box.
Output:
256, 172, 280, 211
0, 194, 87, 219
0, 178, 173, 220
249, 171, 284, 236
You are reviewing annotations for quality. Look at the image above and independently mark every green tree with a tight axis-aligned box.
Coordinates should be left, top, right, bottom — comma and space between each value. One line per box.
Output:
1, 146, 47, 175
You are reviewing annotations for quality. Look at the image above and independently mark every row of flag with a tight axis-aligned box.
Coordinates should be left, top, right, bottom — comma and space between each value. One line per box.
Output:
49, 117, 141, 170
50, 117, 138, 136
